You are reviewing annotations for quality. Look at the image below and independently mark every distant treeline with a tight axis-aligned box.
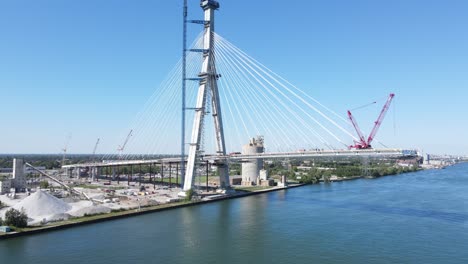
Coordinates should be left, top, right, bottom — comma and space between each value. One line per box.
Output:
0, 155, 61, 169
297, 162, 420, 184
0, 154, 177, 170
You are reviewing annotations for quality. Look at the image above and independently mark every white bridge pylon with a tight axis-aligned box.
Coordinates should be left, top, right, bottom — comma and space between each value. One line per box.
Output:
183, 1, 229, 192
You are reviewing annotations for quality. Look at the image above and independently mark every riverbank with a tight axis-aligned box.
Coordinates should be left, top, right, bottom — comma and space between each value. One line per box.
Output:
3, 163, 468, 264
0, 183, 305, 240
1, 165, 441, 240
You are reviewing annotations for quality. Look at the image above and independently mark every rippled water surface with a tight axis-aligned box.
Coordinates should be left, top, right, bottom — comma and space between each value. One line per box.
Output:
1, 163, 468, 264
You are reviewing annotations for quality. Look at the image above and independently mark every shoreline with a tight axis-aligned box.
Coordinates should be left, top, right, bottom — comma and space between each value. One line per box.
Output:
1, 164, 452, 241
0, 184, 305, 240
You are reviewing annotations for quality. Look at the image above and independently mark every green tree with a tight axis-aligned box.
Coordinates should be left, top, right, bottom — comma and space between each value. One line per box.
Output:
39, 180, 49, 189
185, 189, 194, 202
0, 217, 3, 226
4, 208, 28, 228
300, 169, 322, 184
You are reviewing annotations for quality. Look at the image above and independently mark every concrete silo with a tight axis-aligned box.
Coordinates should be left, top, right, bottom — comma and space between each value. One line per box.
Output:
241, 137, 264, 186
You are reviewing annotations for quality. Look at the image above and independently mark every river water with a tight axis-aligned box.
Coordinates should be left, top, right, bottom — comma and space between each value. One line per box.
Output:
1, 163, 468, 264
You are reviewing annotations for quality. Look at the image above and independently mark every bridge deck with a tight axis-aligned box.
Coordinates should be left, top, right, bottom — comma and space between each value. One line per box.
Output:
62, 149, 416, 169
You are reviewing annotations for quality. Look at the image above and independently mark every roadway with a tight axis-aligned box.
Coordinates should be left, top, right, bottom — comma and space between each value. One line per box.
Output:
62, 148, 417, 169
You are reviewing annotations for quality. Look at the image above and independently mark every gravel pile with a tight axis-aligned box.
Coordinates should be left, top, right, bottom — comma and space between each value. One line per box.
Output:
13, 190, 72, 219
70, 205, 111, 217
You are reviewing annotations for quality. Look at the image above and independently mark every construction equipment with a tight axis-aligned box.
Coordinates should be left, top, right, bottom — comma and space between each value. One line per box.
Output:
26, 163, 102, 204
348, 93, 395, 149
92, 138, 100, 161
117, 130, 133, 159
61, 134, 72, 167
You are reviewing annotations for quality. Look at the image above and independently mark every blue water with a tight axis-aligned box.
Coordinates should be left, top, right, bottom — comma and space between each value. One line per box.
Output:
1, 163, 468, 263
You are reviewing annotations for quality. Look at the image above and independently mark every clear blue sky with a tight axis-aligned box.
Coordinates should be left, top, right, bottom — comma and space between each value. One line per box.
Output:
0, 0, 467, 155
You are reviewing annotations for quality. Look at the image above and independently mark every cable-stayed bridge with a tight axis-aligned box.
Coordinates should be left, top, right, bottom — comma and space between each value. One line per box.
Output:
65, 1, 417, 195
64, 149, 415, 169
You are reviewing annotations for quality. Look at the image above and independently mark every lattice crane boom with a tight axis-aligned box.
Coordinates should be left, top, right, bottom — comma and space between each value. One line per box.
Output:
348, 93, 395, 149
117, 130, 133, 159
367, 93, 395, 147
347, 110, 368, 149
61, 134, 72, 167
92, 138, 100, 159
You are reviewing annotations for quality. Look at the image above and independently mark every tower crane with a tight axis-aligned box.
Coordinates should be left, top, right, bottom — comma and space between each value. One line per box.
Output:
348, 93, 395, 149
117, 130, 133, 159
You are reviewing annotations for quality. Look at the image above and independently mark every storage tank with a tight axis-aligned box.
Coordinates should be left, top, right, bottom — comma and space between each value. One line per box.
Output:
241, 136, 264, 186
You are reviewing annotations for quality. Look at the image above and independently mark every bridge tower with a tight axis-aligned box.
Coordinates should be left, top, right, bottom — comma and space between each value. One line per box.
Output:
182, 0, 230, 193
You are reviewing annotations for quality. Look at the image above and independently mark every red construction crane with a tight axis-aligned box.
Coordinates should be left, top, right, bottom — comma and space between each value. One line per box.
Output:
348, 93, 395, 149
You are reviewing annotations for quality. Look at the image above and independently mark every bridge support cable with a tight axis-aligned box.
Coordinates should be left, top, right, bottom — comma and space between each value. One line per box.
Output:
215, 34, 351, 126
121, 63, 182, 159
216, 60, 292, 151
215, 38, 343, 146
215, 36, 349, 147
213, 43, 327, 151
101, 34, 204, 160
214, 34, 357, 144
218, 72, 250, 150
211, 54, 261, 137
101, 66, 182, 160
215, 46, 289, 148
214, 37, 342, 150
214, 39, 333, 149
142, 56, 201, 157
102, 28, 391, 159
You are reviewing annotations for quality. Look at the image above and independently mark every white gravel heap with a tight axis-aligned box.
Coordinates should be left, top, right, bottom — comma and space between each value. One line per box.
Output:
68, 201, 112, 217
13, 190, 72, 219
71, 205, 111, 217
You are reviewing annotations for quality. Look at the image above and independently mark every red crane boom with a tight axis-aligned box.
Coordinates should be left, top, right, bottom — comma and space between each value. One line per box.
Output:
348, 93, 395, 149
347, 110, 368, 149
367, 93, 395, 147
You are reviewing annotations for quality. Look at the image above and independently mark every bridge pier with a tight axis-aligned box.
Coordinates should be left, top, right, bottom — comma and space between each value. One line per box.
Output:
112, 167, 116, 181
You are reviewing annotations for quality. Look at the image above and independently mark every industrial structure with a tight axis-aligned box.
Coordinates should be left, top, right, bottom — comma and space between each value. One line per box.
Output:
61, 134, 71, 167
241, 136, 265, 186
0, 159, 27, 194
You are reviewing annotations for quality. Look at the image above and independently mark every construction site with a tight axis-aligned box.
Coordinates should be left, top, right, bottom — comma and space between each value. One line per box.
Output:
0, 88, 422, 228
0, 0, 436, 232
